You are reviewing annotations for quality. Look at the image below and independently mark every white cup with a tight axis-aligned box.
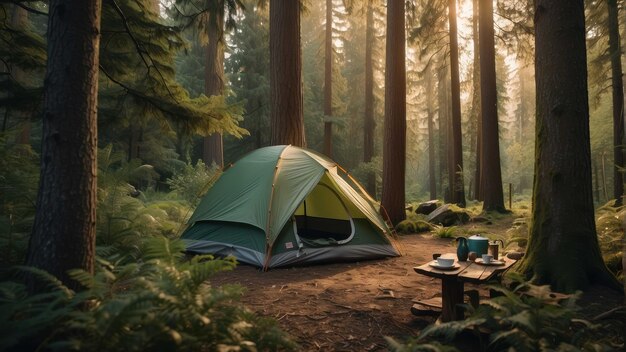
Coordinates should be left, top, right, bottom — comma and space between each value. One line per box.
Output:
437, 257, 454, 267
482, 254, 493, 263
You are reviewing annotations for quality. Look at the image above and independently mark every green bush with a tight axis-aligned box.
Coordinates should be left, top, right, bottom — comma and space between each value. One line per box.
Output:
0, 237, 295, 351
432, 225, 457, 239
166, 160, 221, 207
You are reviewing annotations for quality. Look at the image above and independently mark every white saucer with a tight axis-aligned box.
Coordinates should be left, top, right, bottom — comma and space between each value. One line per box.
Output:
475, 258, 505, 266
428, 261, 460, 270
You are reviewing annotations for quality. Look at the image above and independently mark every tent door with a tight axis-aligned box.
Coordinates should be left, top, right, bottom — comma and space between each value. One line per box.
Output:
292, 184, 355, 247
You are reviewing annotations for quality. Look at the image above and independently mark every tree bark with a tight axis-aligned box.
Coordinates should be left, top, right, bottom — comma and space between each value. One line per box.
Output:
438, 68, 450, 202
323, 0, 333, 157
270, 0, 305, 147
381, 0, 406, 224
608, 0, 624, 206
448, 0, 466, 207
203, 7, 225, 167
472, 0, 482, 201
479, 0, 506, 212
519, 0, 621, 292
11, 4, 30, 146
363, 0, 376, 195
25, 0, 101, 290
427, 64, 437, 200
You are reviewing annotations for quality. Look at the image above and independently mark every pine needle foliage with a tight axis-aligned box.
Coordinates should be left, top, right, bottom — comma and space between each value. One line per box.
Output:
0, 237, 295, 351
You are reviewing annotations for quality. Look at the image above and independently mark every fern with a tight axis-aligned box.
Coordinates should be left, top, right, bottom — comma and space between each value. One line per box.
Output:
391, 277, 614, 351
0, 236, 295, 351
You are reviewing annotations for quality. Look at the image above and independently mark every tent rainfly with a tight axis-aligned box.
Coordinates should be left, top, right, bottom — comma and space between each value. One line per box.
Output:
182, 145, 400, 269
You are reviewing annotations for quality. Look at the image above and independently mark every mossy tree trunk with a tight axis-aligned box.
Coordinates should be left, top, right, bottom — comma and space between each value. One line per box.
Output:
471, 0, 482, 201
25, 0, 101, 290
270, 0, 305, 147
479, 0, 505, 212
519, 0, 621, 292
381, 0, 406, 224
447, 0, 466, 207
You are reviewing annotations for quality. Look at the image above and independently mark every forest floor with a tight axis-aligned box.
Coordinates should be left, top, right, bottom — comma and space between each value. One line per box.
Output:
211, 213, 625, 351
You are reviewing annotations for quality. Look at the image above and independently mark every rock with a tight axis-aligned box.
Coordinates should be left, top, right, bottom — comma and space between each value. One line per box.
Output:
416, 200, 440, 215
470, 216, 490, 223
427, 204, 470, 226
506, 251, 525, 260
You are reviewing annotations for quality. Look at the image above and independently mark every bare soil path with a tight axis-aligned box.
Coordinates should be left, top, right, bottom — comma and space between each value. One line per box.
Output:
212, 225, 624, 351
212, 234, 466, 351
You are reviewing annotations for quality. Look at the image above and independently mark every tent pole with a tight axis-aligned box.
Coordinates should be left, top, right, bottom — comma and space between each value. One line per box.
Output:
303, 200, 308, 236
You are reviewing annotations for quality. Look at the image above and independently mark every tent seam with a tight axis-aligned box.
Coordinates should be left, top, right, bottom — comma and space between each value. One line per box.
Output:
263, 145, 290, 270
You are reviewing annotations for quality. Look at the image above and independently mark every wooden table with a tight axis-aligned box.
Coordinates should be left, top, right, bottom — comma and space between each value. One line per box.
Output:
413, 253, 518, 322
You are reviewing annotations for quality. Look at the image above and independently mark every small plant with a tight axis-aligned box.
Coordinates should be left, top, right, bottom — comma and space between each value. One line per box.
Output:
432, 225, 458, 239
166, 160, 221, 207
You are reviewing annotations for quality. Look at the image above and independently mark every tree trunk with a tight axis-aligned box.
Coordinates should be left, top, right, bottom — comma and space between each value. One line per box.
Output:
427, 64, 437, 200
608, 0, 624, 206
270, 0, 305, 147
203, 8, 225, 167
479, 0, 505, 212
381, 0, 406, 225
438, 68, 450, 202
323, 0, 333, 157
448, 0, 466, 207
519, 0, 621, 292
25, 0, 101, 290
472, 0, 482, 201
363, 0, 376, 195
11, 5, 30, 146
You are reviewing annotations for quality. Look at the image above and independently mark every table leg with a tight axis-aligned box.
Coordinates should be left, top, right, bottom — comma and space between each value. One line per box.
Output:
440, 277, 464, 322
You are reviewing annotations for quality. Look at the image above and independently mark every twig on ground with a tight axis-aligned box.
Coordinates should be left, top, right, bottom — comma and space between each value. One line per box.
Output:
592, 306, 626, 321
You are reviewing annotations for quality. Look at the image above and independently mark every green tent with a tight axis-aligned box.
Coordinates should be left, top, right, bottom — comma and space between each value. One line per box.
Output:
182, 145, 400, 269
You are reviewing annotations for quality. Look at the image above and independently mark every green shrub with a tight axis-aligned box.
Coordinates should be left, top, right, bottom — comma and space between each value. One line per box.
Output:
166, 160, 221, 207
432, 225, 457, 239
396, 220, 417, 234
0, 237, 296, 351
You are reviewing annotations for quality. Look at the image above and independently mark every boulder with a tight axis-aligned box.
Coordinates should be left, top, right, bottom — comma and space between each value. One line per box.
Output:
470, 216, 492, 224
427, 204, 470, 227
416, 200, 440, 215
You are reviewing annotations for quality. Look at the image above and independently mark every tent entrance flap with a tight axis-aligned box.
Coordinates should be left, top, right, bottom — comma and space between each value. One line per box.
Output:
293, 182, 355, 246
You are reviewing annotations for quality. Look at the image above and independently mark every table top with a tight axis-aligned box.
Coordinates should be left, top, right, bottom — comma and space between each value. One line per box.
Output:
414, 253, 518, 283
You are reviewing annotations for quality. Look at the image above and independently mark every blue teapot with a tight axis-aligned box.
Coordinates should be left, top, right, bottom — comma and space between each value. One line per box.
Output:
467, 234, 489, 255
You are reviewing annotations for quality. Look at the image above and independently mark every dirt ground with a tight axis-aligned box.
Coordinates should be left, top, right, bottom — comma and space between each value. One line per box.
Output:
212, 230, 624, 351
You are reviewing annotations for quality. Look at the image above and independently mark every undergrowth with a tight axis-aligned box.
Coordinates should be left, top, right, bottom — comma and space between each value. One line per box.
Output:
388, 274, 621, 351
0, 142, 296, 351
0, 238, 295, 351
